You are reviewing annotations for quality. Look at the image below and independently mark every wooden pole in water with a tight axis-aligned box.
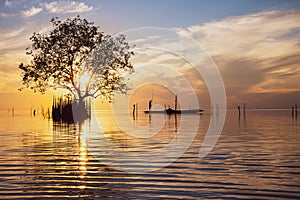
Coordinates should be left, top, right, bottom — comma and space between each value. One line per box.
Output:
238, 105, 241, 119
175, 95, 177, 112
292, 106, 294, 118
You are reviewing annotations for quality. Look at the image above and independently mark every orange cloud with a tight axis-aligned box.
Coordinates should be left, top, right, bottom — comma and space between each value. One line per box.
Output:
177, 10, 300, 108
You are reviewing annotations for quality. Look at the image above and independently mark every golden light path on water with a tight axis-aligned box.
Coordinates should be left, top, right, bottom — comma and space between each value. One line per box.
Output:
78, 124, 88, 189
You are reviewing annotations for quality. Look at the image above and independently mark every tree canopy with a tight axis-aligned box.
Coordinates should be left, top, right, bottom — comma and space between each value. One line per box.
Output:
19, 16, 134, 103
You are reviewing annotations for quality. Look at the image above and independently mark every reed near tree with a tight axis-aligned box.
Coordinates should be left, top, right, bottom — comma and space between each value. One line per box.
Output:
19, 15, 134, 106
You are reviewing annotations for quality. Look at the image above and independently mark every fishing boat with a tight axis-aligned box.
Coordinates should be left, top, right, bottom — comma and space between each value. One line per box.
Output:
144, 95, 204, 114
144, 108, 204, 114
165, 108, 204, 114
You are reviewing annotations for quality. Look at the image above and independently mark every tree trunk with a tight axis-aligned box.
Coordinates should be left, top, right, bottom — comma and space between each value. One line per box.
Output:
73, 95, 88, 121
78, 96, 85, 109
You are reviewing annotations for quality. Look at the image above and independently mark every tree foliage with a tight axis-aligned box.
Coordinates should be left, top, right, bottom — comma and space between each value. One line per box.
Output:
19, 16, 134, 103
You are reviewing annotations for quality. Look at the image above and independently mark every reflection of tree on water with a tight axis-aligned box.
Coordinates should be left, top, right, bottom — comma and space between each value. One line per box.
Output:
20, 119, 133, 198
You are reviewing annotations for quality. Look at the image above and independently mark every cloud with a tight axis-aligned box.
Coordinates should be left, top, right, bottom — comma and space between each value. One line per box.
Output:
0, 26, 28, 54
22, 6, 43, 18
0, 24, 49, 77
4, 0, 13, 7
178, 10, 300, 59
0, 12, 9, 18
44, 1, 93, 13
176, 10, 300, 108
0, 12, 16, 18
1, 27, 25, 38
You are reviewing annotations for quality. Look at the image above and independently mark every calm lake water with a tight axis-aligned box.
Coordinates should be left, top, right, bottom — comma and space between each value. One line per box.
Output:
0, 109, 299, 199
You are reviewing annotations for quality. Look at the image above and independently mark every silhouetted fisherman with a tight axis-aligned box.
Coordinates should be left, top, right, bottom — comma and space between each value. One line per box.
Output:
238, 105, 241, 119
292, 106, 294, 118
149, 100, 152, 112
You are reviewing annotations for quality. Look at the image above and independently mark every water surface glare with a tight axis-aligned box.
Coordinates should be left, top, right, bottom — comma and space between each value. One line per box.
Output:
0, 109, 299, 199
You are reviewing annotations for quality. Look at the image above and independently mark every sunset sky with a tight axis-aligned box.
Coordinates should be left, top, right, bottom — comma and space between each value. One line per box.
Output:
1, 0, 300, 110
